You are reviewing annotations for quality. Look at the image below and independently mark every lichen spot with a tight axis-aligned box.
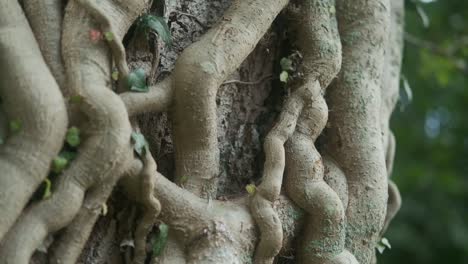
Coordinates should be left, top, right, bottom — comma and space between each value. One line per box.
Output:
200, 61, 217, 74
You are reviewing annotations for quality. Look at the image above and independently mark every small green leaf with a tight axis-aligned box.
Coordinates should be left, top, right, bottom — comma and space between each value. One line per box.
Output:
66, 127, 81, 147
140, 15, 172, 45
376, 237, 391, 254
245, 184, 256, 195
147, 16, 172, 45
151, 224, 169, 257
376, 243, 385, 254
104, 31, 114, 41
381, 238, 391, 249
51, 151, 76, 174
9, 119, 22, 134
279, 71, 289, 83
131, 131, 149, 157
329, 5, 336, 14
127, 68, 149, 92
42, 178, 52, 199
112, 71, 119, 81
280, 57, 294, 72
69, 95, 83, 104
52, 156, 68, 174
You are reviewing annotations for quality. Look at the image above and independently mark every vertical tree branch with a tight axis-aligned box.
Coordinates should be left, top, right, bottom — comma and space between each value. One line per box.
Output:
283, 1, 356, 263
251, 85, 306, 264
22, 0, 66, 91
380, 0, 404, 157
380, 0, 405, 238
171, 0, 289, 198
324, 0, 391, 262
132, 152, 161, 264
48, 176, 117, 264
0, 0, 68, 241
0, 1, 148, 262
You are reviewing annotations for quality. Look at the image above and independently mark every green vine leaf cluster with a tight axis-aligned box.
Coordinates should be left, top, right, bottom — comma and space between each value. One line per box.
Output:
44, 127, 81, 199
279, 57, 293, 83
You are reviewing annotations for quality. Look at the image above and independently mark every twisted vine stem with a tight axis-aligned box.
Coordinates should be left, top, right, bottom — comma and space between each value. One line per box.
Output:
323, 0, 391, 262
0, 0, 403, 263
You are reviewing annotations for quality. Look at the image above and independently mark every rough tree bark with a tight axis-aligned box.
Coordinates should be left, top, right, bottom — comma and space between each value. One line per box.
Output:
0, 0, 404, 263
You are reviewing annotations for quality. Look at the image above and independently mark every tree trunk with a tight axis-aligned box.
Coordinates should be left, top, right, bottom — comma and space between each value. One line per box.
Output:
0, 0, 404, 263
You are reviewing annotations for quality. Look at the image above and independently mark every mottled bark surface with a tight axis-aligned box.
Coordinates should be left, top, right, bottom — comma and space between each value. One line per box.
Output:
0, 0, 403, 263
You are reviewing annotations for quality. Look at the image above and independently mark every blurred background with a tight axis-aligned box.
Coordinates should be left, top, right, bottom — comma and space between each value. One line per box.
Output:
380, 0, 468, 263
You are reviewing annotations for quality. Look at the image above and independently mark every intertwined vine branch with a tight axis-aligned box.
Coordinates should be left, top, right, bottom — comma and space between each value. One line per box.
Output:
0, 0, 404, 263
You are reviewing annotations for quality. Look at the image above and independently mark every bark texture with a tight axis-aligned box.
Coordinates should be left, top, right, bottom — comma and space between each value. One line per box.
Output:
0, 0, 404, 263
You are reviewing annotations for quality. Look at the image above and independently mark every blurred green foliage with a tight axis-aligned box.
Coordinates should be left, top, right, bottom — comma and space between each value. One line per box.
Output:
380, 0, 468, 263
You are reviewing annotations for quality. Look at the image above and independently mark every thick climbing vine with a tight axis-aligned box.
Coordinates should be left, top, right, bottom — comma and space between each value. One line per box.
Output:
0, 0, 404, 263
